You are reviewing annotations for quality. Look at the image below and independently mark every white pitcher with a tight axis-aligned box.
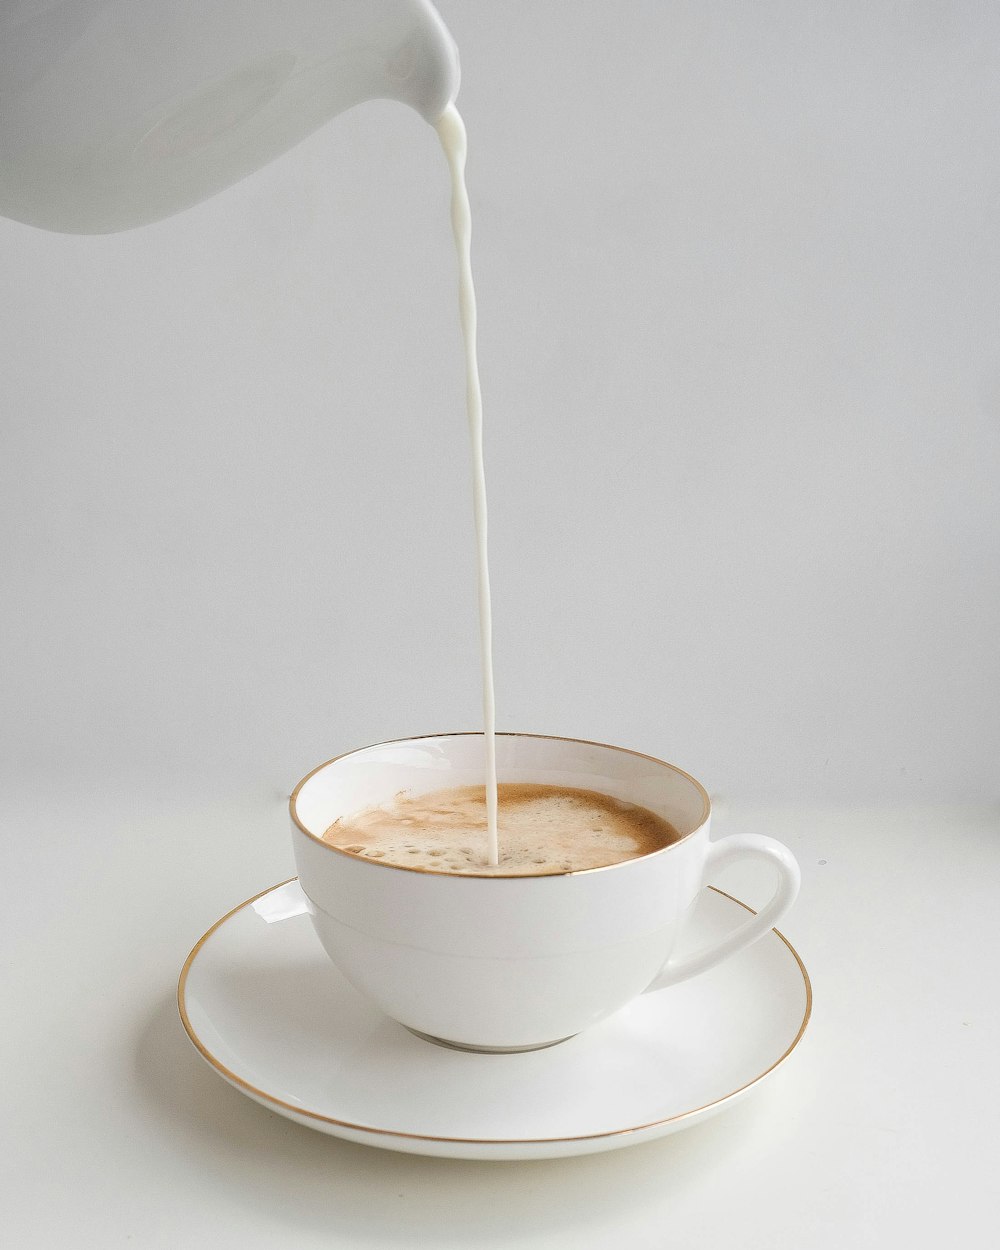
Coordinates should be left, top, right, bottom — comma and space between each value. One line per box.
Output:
0, 0, 459, 233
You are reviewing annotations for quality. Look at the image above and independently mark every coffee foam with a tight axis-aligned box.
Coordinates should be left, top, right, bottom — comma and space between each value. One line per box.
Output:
321, 782, 681, 875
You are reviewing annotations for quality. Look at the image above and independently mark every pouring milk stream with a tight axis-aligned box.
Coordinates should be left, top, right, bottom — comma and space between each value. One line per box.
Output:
435, 105, 499, 865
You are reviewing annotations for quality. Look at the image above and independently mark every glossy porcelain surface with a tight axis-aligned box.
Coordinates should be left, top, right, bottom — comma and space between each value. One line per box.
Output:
290, 733, 800, 1050
0, 0, 459, 232
178, 879, 811, 1160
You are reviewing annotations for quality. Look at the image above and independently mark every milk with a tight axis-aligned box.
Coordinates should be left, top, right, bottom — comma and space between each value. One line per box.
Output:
435, 104, 499, 866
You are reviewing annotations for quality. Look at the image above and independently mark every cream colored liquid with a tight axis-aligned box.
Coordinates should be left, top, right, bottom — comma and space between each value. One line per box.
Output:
323, 783, 681, 876
435, 104, 499, 866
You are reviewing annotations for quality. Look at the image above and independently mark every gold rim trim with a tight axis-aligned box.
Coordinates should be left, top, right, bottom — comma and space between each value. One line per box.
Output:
288, 731, 713, 879
176, 880, 812, 1148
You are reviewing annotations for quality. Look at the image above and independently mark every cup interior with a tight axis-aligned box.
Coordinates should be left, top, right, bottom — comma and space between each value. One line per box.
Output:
291, 733, 710, 849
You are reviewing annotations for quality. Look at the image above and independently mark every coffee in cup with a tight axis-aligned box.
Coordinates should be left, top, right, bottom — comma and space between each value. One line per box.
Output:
291, 732, 800, 1053
322, 782, 682, 875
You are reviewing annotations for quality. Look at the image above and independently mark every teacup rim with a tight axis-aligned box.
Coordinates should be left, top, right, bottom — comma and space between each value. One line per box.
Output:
289, 731, 712, 879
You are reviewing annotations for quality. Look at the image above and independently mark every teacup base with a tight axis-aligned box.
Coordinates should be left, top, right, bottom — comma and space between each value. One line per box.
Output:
405, 1026, 577, 1055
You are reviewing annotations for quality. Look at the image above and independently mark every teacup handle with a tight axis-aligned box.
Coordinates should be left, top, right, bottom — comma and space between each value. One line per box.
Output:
644, 834, 801, 993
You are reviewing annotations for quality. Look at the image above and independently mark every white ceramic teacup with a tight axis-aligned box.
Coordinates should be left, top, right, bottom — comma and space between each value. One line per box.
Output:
290, 733, 800, 1053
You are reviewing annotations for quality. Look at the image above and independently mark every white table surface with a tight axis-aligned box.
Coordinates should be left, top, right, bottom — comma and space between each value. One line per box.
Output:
3, 786, 996, 1248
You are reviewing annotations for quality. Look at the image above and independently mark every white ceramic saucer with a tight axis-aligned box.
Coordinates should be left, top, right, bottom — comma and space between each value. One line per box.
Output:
178, 879, 811, 1161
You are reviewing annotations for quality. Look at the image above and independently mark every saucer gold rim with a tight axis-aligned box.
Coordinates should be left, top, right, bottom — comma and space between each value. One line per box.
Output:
177, 880, 812, 1148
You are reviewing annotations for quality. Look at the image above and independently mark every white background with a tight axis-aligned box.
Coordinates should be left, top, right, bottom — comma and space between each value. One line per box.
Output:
2, 3, 998, 1247
2, 0, 997, 805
